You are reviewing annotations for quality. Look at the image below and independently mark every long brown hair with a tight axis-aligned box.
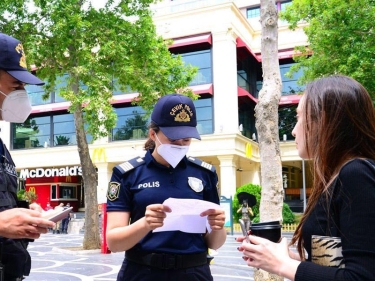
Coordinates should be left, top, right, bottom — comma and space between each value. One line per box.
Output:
143, 122, 160, 150
290, 75, 375, 259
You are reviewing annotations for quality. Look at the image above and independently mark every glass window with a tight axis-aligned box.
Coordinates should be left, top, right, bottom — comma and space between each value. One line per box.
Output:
12, 116, 51, 149
195, 98, 213, 135
51, 185, 57, 199
280, 0, 292, 11
59, 185, 77, 199
280, 63, 305, 95
12, 113, 92, 150
247, 6, 261, 18
180, 50, 212, 86
26, 84, 51, 106
112, 106, 148, 141
53, 114, 76, 146
256, 63, 305, 96
54, 75, 69, 103
279, 105, 297, 141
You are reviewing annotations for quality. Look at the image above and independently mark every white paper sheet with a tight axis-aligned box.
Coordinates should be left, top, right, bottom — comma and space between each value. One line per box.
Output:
153, 198, 222, 233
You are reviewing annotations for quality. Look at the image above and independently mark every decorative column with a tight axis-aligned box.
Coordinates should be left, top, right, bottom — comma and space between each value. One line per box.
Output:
95, 162, 114, 204
211, 28, 239, 134
217, 155, 237, 198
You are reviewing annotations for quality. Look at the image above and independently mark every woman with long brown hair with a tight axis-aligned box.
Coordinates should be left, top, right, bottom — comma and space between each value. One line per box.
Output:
237, 75, 375, 280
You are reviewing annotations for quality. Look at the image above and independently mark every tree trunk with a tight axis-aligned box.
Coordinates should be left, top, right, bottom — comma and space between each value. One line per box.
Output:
72, 82, 101, 250
254, 0, 284, 280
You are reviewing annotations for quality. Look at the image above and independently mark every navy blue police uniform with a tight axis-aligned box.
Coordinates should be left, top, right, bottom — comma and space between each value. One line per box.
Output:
107, 150, 219, 281
0, 139, 31, 281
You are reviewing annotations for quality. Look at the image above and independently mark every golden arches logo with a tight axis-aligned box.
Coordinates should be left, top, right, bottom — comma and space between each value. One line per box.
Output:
29, 187, 36, 194
245, 143, 252, 158
66, 176, 72, 182
92, 147, 107, 163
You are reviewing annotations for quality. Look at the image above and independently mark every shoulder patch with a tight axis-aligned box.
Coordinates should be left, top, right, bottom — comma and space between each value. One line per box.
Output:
114, 157, 145, 175
187, 156, 216, 173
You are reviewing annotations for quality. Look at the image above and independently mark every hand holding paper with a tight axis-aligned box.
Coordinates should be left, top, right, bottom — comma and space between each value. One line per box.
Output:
153, 198, 223, 233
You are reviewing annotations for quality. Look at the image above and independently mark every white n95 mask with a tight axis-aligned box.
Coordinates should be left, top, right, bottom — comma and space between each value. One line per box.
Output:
0, 90, 32, 123
155, 134, 189, 168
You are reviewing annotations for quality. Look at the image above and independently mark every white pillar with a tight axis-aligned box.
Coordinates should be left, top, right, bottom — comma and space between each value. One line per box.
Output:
211, 29, 239, 134
96, 162, 114, 204
217, 155, 237, 198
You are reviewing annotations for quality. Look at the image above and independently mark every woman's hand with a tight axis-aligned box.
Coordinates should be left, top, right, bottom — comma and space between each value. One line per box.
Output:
236, 235, 300, 279
201, 208, 225, 231
144, 204, 171, 231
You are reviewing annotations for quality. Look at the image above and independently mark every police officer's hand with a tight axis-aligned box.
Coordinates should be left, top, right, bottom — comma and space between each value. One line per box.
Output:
144, 204, 171, 231
201, 208, 225, 231
0, 208, 55, 239
29, 202, 44, 213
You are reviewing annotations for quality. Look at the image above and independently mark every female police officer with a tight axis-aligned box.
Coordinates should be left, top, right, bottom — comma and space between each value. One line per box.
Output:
106, 94, 226, 281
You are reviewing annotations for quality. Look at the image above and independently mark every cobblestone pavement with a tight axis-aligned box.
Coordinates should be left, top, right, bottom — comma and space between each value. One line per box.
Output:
25, 232, 294, 281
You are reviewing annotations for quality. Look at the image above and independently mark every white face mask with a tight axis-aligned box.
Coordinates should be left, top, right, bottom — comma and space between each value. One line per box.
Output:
0, 90, 32, 123
155, 134, 189, 168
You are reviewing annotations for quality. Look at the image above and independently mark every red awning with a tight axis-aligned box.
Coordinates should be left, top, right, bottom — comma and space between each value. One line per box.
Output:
31, 101, 70, 114
111, 93, 139, 105
169, 34, 212, 49
236, 38, 260, 62
237, 86, 301, 105
190, 83, 213, 95
279, 94, 301, 105
255, 49, 312, 61
237, 36, 309, 61
237, 86, 257, 103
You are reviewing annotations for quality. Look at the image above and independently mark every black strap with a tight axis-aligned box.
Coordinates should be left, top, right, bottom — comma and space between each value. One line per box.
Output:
125, 251, 208, 269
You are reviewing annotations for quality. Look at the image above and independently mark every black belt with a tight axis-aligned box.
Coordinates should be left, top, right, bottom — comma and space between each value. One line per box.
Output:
125, 251, 208, 270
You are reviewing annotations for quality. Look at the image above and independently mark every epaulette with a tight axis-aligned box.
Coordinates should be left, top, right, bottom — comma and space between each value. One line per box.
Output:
187, 156, 216, 173
114, 157, 145, 175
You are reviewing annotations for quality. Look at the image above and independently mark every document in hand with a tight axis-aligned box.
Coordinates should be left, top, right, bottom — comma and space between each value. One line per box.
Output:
153, 198, 222, 233
42, 207, 73, 222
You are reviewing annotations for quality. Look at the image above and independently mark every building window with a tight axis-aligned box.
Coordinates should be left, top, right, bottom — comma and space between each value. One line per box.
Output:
179, 49, 212, 86
112, 106, 148, 141
247, 6, 261, 18
280, 0, 292, 11
195, 97, 213, 135
53, 114, 76, 146
11, 113, 93, 150
279, 104, 297, 141
279, 63, 305, 95
111, 97, 213, 142
59, 185, 76, 199
247, 1, 292, 19
256, 62, 305, 96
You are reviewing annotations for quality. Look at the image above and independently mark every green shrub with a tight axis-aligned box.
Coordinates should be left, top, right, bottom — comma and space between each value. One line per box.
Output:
232, 183, 261, 223
232, 183, 295, 224
17, 189, 38, 203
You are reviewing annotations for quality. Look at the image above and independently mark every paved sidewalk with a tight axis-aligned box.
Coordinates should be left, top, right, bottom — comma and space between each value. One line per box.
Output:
25, 232, 294, 281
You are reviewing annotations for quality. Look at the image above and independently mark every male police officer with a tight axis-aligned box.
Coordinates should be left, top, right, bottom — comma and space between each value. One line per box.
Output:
0, 33, 55, 281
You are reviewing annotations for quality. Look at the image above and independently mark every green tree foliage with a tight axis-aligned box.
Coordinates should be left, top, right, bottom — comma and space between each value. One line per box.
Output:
0, 0, 197, 249
232, 183, 295, 224
281, 0, 375, 97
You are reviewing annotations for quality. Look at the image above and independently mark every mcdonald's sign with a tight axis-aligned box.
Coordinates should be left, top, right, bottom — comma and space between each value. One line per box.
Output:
28, 187, 36, 194
92, 147, 107, 163
66, 175, 72, 182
